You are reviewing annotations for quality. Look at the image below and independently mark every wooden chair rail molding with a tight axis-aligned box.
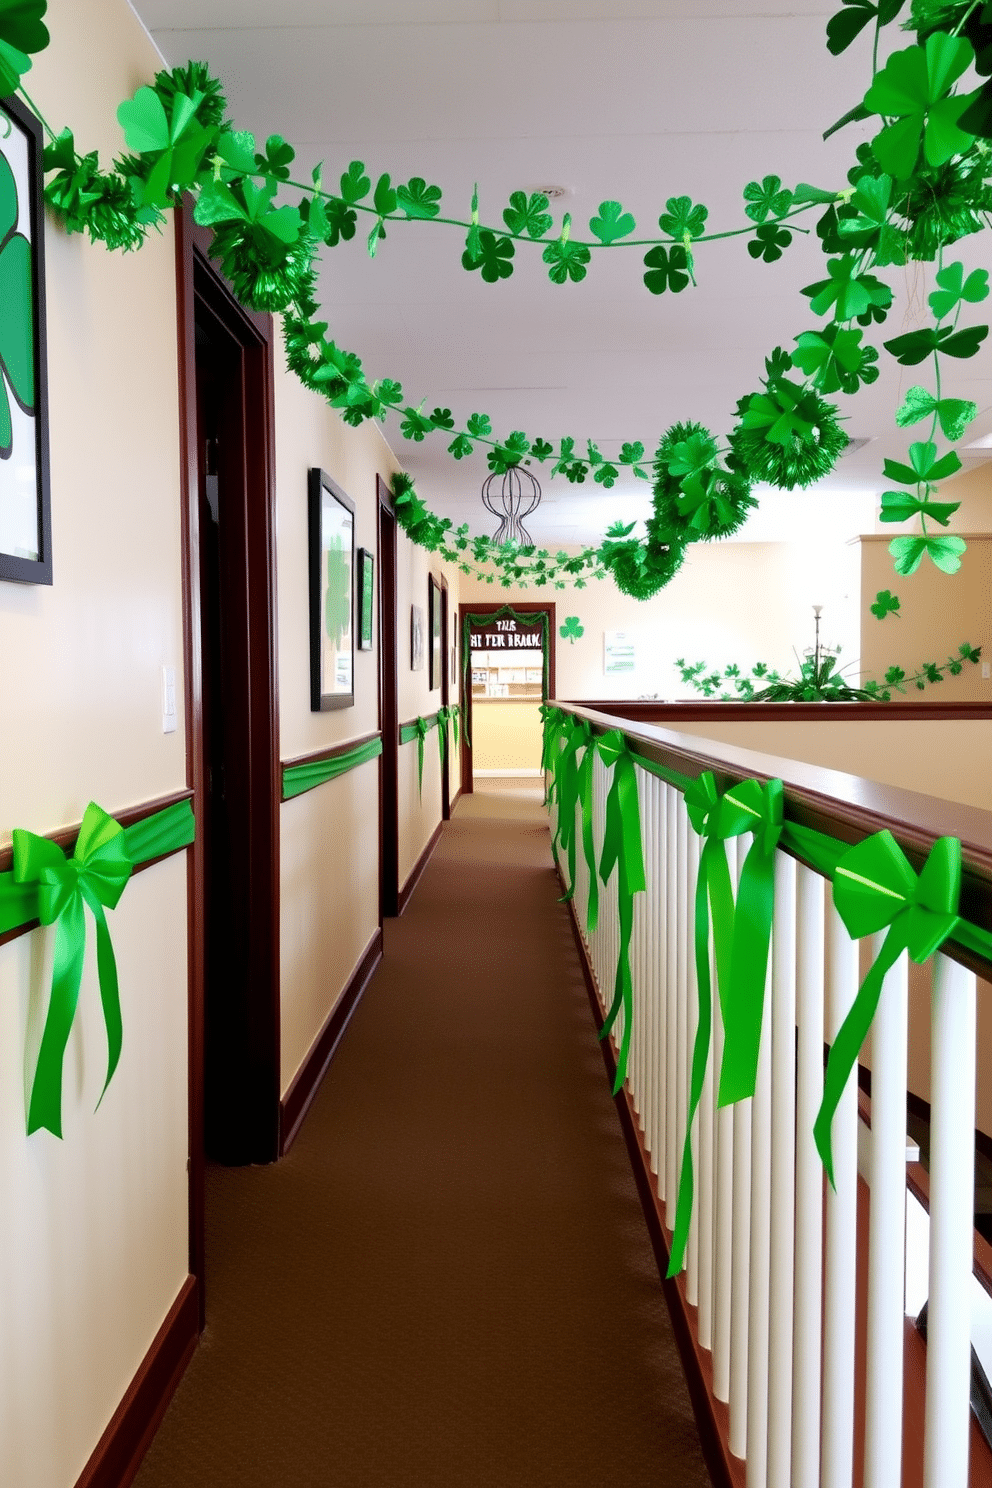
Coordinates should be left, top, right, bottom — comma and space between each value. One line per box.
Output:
553, 703, 992, 980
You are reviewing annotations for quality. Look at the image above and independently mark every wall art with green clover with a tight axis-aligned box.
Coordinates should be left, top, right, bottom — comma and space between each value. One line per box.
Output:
0, 92, 50, 584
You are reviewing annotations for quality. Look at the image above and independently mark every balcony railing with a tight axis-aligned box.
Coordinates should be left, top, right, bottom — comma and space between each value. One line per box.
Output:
544, 703, 992, 1488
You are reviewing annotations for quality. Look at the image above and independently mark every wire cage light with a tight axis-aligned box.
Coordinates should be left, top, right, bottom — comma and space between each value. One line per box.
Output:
481, 466, 542, 547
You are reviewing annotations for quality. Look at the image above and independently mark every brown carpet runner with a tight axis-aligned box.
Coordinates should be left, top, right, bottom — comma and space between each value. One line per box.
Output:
133, 786, 711, 1487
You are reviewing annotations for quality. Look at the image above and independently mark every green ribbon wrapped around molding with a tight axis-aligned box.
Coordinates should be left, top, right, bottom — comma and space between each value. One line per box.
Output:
400, 714, 439, 799
813, 830, 962, 1187
0, 797, 195, 1138
439, 703, 459, 749
282, 736, 383, 801
595, 729, 646, 1095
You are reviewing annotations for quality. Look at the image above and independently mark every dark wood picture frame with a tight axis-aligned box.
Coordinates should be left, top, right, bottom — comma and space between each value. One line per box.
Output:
357, 546, 374, 651
0, 94, 52, 585
308, 467, 355, 710
428, 573, 443, 691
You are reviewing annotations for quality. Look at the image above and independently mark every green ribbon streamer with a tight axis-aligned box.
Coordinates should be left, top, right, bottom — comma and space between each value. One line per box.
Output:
595, 729, 646, 1095
400, 714, 438, 799
553, 715, 593, 904
282, 737, 383, 801
0, 797, 195, 1138
813, 830, 962, 1187
668, 772, 740, 1276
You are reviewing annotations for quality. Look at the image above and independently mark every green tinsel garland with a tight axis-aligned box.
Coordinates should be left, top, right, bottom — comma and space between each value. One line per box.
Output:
652, 421, 757, 540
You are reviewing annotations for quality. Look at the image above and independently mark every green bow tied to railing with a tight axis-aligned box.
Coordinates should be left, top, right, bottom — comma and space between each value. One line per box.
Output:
554, 716, 598, 924
595, 729, 646, 1096
717, 777, 784, 1108
540, 704, 569, 809
13, 803, 132, 1138
668, 770, 743, 1275
813, 830, 961, 1187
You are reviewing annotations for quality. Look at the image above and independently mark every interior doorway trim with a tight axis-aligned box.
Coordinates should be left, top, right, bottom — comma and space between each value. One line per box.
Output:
459, 602, 556, 797
175, 205, 281, 1311
377, 475, 399, 917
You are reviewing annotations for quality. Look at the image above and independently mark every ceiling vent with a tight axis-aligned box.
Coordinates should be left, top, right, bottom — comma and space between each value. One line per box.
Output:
533, 184, 571, 200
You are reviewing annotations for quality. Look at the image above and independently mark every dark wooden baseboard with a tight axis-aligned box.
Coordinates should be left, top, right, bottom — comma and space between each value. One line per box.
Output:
449, 784, 463, 813
74, 1275, 199, 1488
279, 926, 384, 1154
397, 819, 444, 916
556, 859, 741, 1488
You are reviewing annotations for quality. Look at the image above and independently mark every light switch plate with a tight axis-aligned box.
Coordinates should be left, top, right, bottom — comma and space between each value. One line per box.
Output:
162, 665, 177, 734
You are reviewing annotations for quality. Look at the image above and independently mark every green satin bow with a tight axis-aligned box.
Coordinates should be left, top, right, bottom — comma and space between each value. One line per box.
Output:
595, 729, 646, 1095
13, 803, 133, 1138
540, 704, 568, 810
814, 830, 961, 1186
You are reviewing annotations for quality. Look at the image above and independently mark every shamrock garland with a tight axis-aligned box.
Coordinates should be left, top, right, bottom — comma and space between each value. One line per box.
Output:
675, 639, 982, 700
4, 0, 991, 595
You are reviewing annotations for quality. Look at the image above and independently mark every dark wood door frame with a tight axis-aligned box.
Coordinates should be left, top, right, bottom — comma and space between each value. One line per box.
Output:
377, 476, 399, 917
459, 601, 556, 796
176, 206, 281, 1315
437, 571, 451, 820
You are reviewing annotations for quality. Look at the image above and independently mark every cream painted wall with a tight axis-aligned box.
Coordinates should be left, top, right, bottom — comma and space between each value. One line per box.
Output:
678, 717, 992, 811
460, 536, 861, 705
396, 530, 459, 888
274, 337, 397, 760
0, 4, 193, 1485
279, 763, 381, 1093
472, 700, 543, 773
859, 533, 992, 703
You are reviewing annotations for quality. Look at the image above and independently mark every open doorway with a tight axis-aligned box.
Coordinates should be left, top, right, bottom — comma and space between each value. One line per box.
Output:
459, 603, 555, 796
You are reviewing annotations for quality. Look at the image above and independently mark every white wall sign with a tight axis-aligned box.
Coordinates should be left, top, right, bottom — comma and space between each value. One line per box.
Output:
604, 630, 637, 675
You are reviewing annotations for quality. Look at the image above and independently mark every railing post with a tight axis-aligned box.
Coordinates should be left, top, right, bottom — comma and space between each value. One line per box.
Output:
864, 934, 908, 1488
653, 778, 667, 1198
924, 953, 977, 1488
685, 823, 701, 1304
665, 785, 679, 1228
711, 836, 733, 1404
729, 836, 752, 1462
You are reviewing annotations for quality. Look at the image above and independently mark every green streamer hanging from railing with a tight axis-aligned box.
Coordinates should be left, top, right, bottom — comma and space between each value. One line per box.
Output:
594, 729, 646, 1095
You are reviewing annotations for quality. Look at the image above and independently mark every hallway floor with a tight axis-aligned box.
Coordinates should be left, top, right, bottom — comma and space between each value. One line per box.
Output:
133, 786, 710, 1487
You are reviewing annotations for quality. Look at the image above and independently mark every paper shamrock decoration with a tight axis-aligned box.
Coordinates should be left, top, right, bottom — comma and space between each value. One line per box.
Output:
0, 145, 34, 458
0, 0, 49, 96
870, 589, 901, 620
560, 616, 584, 644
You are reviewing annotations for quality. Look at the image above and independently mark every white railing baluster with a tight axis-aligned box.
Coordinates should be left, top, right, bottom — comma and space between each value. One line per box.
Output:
767, 851, 796, 1488
746, 911, 772, 1487
654, 782, 668, 1201
864, 934, 908, 1488
793, 863, 824, 1488
729, 836, 752, 1462
821, 901, 860, 1488
924, 952, 977, 1488
685, 824, 701, 1305
712, 834, 733, 1404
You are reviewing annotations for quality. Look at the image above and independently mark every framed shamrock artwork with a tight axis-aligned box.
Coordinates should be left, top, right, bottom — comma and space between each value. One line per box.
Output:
308, 468, 355, 710
0, 94, 51, 584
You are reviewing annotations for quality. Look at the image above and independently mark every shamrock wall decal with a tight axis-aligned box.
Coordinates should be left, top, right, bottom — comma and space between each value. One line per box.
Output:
560, 616, 584, 644
870, 589, 901, 620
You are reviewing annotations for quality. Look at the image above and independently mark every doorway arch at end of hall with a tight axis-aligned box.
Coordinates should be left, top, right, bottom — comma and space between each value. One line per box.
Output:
458, 602, 556, 797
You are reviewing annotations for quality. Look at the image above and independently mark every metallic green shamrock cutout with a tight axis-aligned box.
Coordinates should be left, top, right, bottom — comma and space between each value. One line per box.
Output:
559, 616, 584, 643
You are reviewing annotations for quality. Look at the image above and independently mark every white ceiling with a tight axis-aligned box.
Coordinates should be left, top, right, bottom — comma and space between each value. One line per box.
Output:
134, 0, 992, 545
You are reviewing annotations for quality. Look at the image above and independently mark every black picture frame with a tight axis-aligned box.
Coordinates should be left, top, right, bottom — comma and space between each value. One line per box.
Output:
0, 94, 52, 585
308, 467, 355, 710
357, 547, 374, 651
428, 574, 443, 691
